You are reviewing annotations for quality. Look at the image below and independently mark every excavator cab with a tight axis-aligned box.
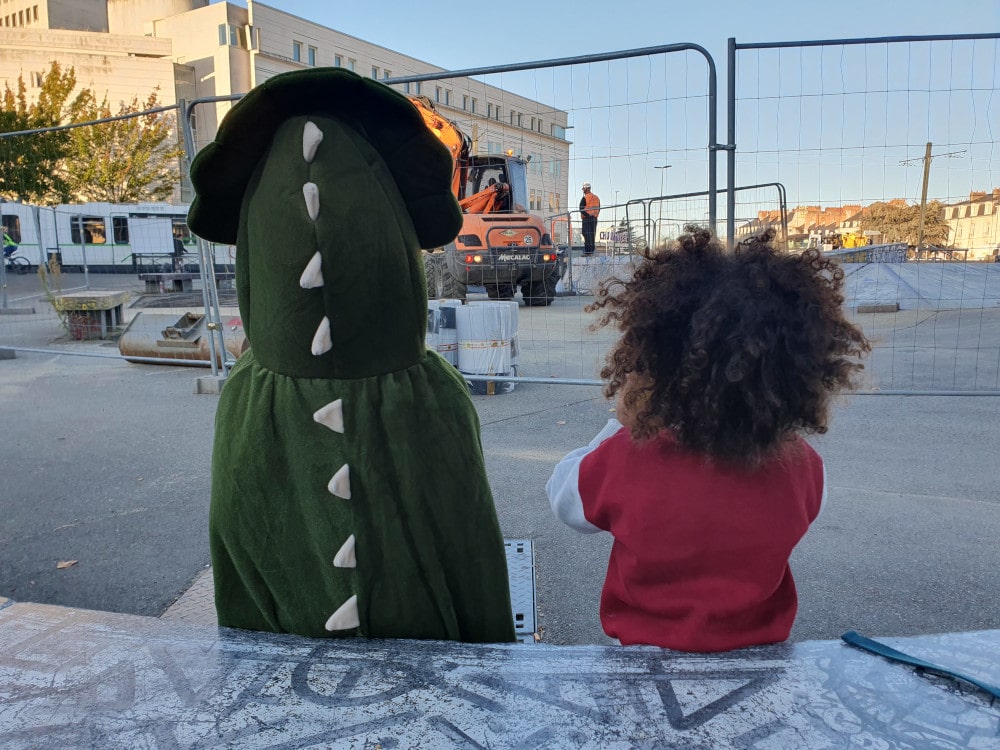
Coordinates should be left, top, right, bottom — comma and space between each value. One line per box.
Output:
461, 157, 529, 214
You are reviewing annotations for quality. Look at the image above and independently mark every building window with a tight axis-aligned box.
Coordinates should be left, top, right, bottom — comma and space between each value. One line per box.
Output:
444, 90, 451, 106
530, 117, 535, 131
517, 113, 523, 128
471, 98, 477, 114
551, 124, 567, 139
70, 216, 107, 245
487, 103, 493, 118
462, 95, 468, 111
334, 54, 342, 67
308, 46, 317, 66
510, 111, 516, 125
112, 217, 129, 245
292, 41, 302, 62
414, 81, 421, 95
403, 82, 410, 94
371, 65, 379, 79
383, 69, 391, 78
347, 58, 356, 72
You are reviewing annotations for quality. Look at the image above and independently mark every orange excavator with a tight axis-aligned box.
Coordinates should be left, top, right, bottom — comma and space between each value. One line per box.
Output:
410, 96, 562, 305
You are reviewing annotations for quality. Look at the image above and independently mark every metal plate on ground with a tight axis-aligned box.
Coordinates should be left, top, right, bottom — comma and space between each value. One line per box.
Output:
504, 538, 537, 643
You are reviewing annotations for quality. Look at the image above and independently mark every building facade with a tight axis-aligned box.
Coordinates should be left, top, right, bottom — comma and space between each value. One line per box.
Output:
1, 0, 571, 213
943, 190, 1000, 261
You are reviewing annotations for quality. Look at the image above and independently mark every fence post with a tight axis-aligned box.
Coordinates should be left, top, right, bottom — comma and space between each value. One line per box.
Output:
726, 37, 737, 250
179, 98, 228, 380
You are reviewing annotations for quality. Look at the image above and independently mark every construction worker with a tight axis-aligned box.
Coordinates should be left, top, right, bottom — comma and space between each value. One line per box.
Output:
580, 182, 601, 256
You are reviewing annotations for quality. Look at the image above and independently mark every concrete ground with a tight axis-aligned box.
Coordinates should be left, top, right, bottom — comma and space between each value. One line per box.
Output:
1, 267, 999, 645
2, 351, 999, 646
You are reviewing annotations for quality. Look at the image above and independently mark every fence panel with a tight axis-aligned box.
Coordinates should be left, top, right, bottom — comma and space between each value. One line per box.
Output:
0, 106, 237, 370
730, 34, 1000, 394
383, 46, 718, 385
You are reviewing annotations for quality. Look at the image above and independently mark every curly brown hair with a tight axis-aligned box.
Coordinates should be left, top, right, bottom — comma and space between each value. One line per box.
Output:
588, 226, 870, 468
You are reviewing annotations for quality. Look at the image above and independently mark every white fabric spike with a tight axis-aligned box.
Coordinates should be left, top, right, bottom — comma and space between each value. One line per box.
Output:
333, 534, 356, 568
313, 399, 344, 433
327, 464, 351, 499
310, 316, 332, 356
324, 594, 359, 631
299, 251, 324, 289
303, 121, 323, 163
303, 182, 320, 221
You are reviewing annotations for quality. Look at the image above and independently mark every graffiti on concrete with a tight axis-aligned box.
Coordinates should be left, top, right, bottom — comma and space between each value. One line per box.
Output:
0, 603, 997, 749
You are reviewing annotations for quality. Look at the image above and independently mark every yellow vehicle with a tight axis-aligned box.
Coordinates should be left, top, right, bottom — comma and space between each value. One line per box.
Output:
410, 96, 563, 305
838, 231, 872, 249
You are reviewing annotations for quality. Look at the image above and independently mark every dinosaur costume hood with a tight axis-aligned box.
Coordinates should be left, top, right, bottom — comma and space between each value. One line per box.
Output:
189, 67, 462, 379
189, 68, 515, 643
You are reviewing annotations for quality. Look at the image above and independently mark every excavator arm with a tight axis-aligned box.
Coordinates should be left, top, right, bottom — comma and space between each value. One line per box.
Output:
409, 95, 469, 200
409, 95, 513, 215
459, 182, 510, 214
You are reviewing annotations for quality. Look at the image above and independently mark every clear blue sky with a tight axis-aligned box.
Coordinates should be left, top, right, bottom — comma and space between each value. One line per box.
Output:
249, 0, 998, 73
231, 1, 999, 224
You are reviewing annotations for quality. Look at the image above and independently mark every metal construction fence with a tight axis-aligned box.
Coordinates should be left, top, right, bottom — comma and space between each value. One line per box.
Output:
1, 34, 999, 394
728, 33, 1000, 395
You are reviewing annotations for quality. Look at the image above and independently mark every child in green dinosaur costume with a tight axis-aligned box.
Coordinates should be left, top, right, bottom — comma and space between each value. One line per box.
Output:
187, 68, 515, 643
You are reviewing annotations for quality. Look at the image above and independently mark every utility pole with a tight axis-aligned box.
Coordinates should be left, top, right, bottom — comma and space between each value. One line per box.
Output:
916, 142, 932, 253
901, 142, 964, 256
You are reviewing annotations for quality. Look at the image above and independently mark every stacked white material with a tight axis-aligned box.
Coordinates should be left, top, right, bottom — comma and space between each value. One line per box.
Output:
426, 299, 461, 365
455, 301, 518, 376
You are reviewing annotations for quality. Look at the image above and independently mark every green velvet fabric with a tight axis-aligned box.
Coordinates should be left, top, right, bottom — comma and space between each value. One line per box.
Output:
211, 351, 514, 641
190, 69, 515, 643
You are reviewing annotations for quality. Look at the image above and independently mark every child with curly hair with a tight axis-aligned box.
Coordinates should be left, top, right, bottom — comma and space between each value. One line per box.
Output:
547, 226, 870, 652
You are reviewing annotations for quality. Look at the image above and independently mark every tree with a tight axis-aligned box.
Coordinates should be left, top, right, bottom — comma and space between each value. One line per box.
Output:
0, 62, 84, 204
858, 200, 949, 247
60, 87, 184, 203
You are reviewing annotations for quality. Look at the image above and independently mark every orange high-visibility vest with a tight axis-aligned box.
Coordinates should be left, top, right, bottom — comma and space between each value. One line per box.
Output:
582, 192, 601, 219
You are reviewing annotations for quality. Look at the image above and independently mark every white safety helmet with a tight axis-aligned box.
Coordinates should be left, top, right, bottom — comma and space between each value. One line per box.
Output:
582, 182, 591, 189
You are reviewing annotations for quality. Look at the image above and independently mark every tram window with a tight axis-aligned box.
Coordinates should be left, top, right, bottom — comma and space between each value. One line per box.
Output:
172, 219, 193, 245
1, 215, 21, 242
70, 216, 107, 244
112, 217, 129, 244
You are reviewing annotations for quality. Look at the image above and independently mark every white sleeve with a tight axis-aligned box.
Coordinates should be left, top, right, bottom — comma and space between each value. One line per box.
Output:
817, 460, 828, 518
546, 419, 623, 534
